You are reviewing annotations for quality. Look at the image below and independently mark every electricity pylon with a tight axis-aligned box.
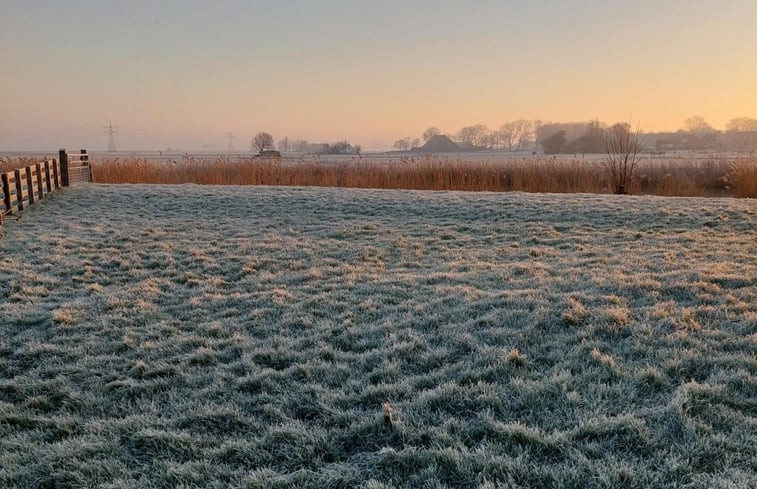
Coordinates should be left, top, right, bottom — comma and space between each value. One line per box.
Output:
104, 122, 119, 152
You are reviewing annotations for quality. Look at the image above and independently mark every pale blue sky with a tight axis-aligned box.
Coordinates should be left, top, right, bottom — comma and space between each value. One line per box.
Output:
2, 0, 756, 150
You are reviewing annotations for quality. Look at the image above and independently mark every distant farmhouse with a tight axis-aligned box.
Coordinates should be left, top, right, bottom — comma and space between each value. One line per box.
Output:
725, 130, 757, 150
308, 142, 359, 155
254, 149, 282, 158
646, 131, 727, 152
308, 143, 331, 154
413, 135, 487, 153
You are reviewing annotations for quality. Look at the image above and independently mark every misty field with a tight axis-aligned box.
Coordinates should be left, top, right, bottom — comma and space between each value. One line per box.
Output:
0, 184, 755, 488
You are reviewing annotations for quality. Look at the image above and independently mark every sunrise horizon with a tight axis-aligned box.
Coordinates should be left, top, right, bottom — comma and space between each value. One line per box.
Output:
2, 0, 756, 151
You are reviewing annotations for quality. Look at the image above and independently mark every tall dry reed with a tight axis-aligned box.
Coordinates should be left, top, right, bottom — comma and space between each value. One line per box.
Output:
0, 156, 45, 173
90, 156, 757, 197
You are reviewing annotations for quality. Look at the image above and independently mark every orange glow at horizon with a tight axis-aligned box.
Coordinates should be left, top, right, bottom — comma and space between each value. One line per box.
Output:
1, 1, 756, 150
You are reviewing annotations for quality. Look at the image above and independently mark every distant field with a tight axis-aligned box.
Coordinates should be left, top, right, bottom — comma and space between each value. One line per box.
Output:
0, 185, 755, 488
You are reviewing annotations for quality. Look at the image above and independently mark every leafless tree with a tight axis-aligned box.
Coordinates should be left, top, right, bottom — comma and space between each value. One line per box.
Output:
457, 124, 490, 146
292, 139, 310, 152
682, 115, 713, 134
499, 123, 516, 151
486, 131, 502, 149
725, 117, 757, 150
252, 132, 274, 153
422, 126, 440, 142
277, 137, 291, 152
532, 119, 544, 151
513, 119, 536, 151
603, 122, 645, 194
726, 117, 757, 133
393, 137, 411, 151
456, 126, 476, 144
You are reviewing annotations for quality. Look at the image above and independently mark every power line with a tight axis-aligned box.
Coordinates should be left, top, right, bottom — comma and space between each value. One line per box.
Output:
104, 121, 119, 152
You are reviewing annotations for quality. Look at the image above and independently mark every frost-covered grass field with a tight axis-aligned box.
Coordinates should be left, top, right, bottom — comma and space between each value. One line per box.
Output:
0, 184, 755, 488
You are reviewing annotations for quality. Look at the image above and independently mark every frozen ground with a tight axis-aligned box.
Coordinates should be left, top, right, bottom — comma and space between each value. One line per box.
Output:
0, 184, 755, 488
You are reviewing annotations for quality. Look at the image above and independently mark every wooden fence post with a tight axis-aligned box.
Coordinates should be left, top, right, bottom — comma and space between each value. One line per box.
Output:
59, 149, 69, 187
81, 148, 93, 182
1, 173, 11, 214
25, 166, 35, 204
14, 169, 24, 211
52, 159, 60, 189
35, 163, 44, 199
44, 160, 52, 192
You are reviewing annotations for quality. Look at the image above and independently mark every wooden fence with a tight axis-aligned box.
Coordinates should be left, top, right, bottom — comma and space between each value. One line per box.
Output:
60, 148, 93, 187
1, 149, 92, 234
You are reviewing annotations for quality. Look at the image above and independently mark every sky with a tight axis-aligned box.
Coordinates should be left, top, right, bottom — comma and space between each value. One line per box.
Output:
2, 0, 757, 151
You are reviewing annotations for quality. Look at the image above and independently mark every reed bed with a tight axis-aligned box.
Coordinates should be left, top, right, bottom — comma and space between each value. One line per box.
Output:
90, 156, 757, 198
0, 156, 46, 173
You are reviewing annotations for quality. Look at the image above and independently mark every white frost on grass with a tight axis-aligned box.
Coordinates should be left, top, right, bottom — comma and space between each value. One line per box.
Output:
0, 184, 755, 488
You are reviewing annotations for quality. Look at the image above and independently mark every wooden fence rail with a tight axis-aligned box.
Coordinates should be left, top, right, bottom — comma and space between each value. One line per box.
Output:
1, 148, 91, 235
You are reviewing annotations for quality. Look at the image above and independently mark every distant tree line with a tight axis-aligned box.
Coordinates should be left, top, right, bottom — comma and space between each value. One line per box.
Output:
652, 116, 757, 152
395, 120, 542, 152
249, 133, 361, 155
276, 136, 311, 153
393, 115, 757, 154
322, 141, 362, 155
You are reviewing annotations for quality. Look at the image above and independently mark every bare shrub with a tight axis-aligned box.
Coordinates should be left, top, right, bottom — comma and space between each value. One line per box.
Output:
603, 123, 645, 194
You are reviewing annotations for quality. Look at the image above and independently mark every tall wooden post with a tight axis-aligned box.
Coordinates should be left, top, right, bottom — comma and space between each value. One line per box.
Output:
14, 169, 24, 211
25, 166, 35, 204
1, 173, 12, 214
81, 148, 93, 182
35, 163, 44, 199
59, 149, 69, 187
52, 159, 60, 189
44, 160, 52, 192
